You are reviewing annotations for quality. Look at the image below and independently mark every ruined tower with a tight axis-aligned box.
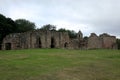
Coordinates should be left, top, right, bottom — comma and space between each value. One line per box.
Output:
77, 30, 83, 40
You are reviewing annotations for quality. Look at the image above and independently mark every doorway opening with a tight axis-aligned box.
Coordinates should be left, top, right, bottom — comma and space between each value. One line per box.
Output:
51, 37, 55, 48
5, 43, 11, 50
64, 42, 68, 48
38, 37, 42, 48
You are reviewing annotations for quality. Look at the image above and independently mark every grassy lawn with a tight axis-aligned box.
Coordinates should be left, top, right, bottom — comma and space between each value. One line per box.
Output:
0, 49, 120, 80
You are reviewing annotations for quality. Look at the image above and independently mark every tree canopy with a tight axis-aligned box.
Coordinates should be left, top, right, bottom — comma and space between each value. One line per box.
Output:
40, 24, 56, 31
58, 28, 77, 38
0, 14, 36, 49
0, 14, 17, 44
15, 19, 36, 32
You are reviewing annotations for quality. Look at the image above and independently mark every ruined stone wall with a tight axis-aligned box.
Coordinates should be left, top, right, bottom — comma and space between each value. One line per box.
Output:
102, 36, 116, 49
49, 31, 69, 48
2, 33, 21, 50
59, 32, 70, 48
1, 30, 117, 50
68, 39, 79, 49
34, 30, 49, 48
87, 33, 102, 49
19, 32, 29, 49
100, 34, 117, 49
87, 33, 117, 49
2, 30, 70, 50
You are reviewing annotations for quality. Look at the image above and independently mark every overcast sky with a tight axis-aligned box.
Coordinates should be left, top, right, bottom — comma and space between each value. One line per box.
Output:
0, 0, 120, 38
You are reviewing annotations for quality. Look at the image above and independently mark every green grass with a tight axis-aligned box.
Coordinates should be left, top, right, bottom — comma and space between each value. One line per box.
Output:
0, 49, 120, 80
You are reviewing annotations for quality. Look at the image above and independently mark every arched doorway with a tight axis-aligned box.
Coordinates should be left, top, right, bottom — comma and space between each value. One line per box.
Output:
64, 42, 68, 48
5, 43, 11, 50
38, 37, 42, 48
51, 37, 55, 48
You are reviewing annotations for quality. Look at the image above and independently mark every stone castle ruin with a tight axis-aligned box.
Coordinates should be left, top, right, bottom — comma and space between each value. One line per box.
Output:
1, 30, 117, 50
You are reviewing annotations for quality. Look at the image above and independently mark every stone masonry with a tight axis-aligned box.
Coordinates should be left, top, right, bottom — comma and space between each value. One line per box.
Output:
2, 30, 69, 50
1, 30, 117, 50
87, 33, 117, 49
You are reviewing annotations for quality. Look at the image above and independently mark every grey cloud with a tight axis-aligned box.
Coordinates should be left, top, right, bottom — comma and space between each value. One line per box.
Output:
0, 0, 120, 38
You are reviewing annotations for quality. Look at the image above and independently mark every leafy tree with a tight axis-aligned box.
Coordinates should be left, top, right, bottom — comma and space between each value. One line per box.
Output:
83, 36, 88, 40
58, 28, 77, 38
0, 14, 17, 41
15, 19, 36, 32
40, 24, 56, 31
57, 28, 66, 32
67, 30, 77, 38
0, 14, 36, 49
0, 14, 18, 49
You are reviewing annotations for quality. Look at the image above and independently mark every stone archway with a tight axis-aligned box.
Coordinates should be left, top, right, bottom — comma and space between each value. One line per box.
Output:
5, 43, 11, 50
38, 37, 42, 48
51, 37, 55, 48
64, 42, 68, 48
